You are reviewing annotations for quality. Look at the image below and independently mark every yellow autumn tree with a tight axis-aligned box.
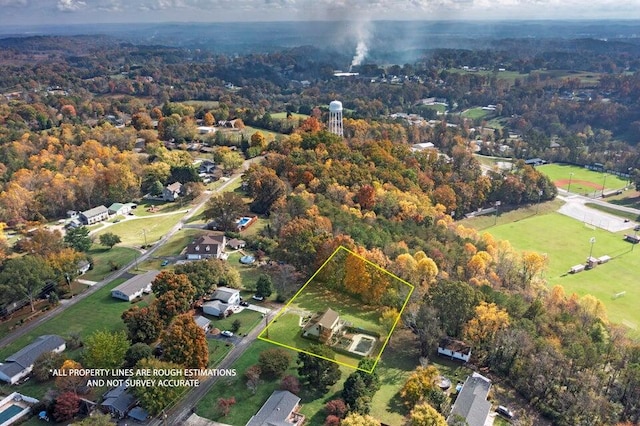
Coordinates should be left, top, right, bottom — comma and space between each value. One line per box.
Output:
400, 366, 440, 408
463, 302, 510, 359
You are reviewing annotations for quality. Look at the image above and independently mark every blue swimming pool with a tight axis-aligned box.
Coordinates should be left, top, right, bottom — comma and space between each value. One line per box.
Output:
237, 217, 251, 226
0, 404, 24, 423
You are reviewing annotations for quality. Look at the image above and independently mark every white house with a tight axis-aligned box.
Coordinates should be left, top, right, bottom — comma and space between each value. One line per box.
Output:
194, 315, 211, 333
110, 270, 159, 301
108, 202, 136, 216
438, 337, 471, 362
0, 335, 66, 385
80, 205, 109, 225
202, 286, 240, 317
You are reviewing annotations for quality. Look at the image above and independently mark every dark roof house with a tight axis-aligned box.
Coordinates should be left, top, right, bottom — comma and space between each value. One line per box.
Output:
246, 390, 304, 426
162, 182, 183, 201
0, 335, 66, 385
185, 234, 227, 260
101, 384, 136, 419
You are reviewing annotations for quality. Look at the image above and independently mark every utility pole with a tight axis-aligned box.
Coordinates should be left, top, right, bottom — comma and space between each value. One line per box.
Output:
601, 174, 608, 198
494, 201, 501, 226
536, 190, 543, 214
567, 172, 574, 193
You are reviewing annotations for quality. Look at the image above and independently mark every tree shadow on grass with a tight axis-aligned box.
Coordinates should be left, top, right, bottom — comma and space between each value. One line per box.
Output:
388, 391, 409, 417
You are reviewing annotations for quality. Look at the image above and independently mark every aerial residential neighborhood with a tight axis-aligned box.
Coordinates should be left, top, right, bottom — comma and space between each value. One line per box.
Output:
0, 11, 640, 426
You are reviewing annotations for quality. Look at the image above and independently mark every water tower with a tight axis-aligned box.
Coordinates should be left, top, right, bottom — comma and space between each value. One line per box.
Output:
328, 100, 344, 137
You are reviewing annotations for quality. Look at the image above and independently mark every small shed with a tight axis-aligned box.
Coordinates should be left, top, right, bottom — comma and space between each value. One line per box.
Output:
597, 255, 611, 264
570, 264, 585, 274
586, 257, 598, 269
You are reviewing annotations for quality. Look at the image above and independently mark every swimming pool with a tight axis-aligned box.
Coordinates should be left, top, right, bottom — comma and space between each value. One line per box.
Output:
0, 404, 24, 424
237, 217, 251, 227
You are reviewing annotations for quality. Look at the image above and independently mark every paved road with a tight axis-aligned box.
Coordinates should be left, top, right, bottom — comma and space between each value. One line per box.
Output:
557, 190, 639, 232
147, 307, 280, 426
0, 158, 258, 350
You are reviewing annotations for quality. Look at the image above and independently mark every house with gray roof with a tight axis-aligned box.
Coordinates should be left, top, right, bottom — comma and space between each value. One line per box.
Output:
162, 182, 183, 201
111, 270, 159, 301
0, 335, 66, 385
80, 205, 109, 225
202, 286, 240, 317
246, 390, 304, 426
101, 384, 136, 419
194, 315, 211, 332
447, 372, 492, 426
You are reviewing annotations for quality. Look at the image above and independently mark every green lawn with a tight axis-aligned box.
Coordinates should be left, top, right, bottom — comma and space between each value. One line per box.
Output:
242, 126, 282, 141
538, 163, 628, 193
131, 200, 187, 217
207, 309, 263, 336
461, 107, 492, 120
82, 246, 139, 281
271, 112, 310, 120
208, 339, 233, 367
467, 211, 640, 337
93, 212, 184, 247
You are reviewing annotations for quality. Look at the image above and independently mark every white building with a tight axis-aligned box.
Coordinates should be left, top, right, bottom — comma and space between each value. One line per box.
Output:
110, 270, 159, 301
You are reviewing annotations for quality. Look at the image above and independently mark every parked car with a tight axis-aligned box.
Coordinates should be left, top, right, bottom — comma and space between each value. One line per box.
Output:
240, 301, 249, 307
252, 295, 264, 301
634, 224, 640, 231
496, 405, 514, 419
221, 330, 234, 337
161, 260, 169, 267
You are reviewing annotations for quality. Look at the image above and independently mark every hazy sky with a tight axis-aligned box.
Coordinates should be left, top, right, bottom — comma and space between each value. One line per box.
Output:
1, 0, 640, 26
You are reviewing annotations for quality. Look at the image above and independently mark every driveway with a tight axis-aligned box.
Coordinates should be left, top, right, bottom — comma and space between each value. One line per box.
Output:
244, 303, 271, 314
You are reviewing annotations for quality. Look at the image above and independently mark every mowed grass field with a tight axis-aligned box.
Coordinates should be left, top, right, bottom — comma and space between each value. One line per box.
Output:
538, 163, 629, 194
475, 211, 640, 337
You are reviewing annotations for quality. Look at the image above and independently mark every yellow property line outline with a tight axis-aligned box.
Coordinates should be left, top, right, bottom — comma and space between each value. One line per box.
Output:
258, 245, 414, 374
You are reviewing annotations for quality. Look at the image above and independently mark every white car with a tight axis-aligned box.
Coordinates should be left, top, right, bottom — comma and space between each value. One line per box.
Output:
220, 330, 234, 337
252, 295, 264, 301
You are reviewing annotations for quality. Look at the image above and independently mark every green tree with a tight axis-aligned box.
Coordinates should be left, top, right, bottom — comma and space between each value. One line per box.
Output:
125, 342, 153, 367
258, 348, 292, 379
342, 359, 380, 414
32, 350, 65, 382
64, 226, 92, 252
131, 358, 188, 415
83, 330, 130, 369
407, 403, 447, 426
297, 344, 341, 392
99, 232, 121, 249
0, 255, 53, 312
429, 281, 479, 337
161, 314, 209, 369
174, 258, 237, 298
71, 412, 113, 426
203, 192, 245, 232
214, 148, 244, 173
255, 274, 273, 298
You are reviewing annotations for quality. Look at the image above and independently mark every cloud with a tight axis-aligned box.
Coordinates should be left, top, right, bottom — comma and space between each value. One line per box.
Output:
57, 0, 86, 11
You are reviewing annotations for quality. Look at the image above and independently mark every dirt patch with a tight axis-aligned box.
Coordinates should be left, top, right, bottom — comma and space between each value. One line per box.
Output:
555, 179, 602, 189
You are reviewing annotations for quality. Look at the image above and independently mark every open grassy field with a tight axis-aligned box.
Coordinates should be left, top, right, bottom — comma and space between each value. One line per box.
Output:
82, 246, 139, 281
242, 126, 282, 141
538, 163, 628, 194
467, 211, 640, 337
461, 107, 493, 120
260, 280, 390, 369
93, 212, 184, 247
207, 308, 263, 336
271, 112, 310, 120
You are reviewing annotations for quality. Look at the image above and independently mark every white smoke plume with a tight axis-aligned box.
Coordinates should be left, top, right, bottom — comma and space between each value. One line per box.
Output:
350, 40, 368, 69
349, 21, 371, 71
